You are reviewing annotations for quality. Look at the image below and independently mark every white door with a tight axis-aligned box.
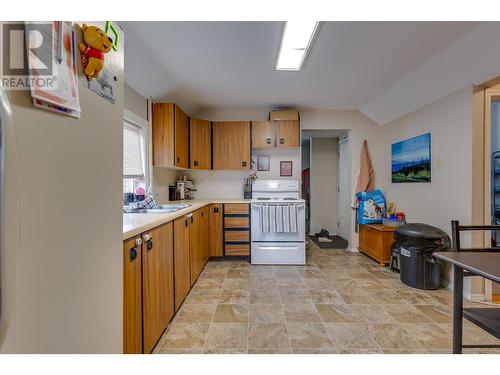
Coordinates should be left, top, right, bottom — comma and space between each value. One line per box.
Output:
337, 135, 350, 242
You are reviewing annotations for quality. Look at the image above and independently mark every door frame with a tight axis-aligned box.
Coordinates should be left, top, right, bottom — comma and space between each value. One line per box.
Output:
483, 87, 500, 301
337, 134, 351, 242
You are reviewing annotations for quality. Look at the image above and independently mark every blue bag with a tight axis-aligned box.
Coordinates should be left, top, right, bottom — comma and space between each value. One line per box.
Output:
356, 189, 386, 224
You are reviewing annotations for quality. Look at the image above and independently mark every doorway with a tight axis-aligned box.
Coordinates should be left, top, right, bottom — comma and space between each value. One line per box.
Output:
485, 88, 500, 302
474, 82, 500, 303
301, 130, 350, 247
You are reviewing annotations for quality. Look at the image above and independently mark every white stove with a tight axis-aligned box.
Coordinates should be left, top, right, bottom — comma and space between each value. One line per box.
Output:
251, 180, 305, 265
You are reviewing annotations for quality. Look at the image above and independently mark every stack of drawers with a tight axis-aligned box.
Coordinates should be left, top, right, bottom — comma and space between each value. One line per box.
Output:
223, 203, 250, 256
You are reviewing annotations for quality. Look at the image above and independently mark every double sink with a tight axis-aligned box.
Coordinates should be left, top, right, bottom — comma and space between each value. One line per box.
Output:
126, 204, 191, 214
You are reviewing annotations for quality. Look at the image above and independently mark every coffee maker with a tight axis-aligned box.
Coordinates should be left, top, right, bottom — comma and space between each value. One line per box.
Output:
176, 176, 196, 200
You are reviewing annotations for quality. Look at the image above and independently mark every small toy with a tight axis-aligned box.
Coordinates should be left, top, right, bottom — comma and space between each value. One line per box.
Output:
79, 24, 112, 80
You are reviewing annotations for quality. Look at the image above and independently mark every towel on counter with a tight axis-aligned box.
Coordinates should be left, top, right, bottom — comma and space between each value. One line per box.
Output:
137, 196, 158, 209
259, 204, 299, 233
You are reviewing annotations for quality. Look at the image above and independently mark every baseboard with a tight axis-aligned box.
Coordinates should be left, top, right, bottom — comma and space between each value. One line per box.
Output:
440, 279, 485, 301
469, 293, 486, 302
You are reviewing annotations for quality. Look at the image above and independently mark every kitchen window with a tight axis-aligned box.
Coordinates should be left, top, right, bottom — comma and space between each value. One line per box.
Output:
123, 112, 149, 204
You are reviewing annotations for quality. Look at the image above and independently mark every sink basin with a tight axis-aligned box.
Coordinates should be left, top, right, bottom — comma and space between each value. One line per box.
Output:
126, 204, 191, 214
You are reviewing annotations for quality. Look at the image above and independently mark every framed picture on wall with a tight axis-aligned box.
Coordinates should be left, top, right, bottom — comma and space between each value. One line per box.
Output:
257, 155, 270, 171
280, 161, 293, 177
391, 133, 431, 183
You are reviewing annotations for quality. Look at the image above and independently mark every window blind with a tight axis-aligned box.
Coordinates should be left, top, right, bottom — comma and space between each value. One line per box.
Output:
123, 122, 144, 178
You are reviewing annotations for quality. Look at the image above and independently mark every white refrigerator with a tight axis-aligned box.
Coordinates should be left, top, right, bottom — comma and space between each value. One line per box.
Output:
0, 22, 124, 353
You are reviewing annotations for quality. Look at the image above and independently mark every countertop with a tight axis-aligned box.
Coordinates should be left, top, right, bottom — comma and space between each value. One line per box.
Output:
123, 199, 250, 240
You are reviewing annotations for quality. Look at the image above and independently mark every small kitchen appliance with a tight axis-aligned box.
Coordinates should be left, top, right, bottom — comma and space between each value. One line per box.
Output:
176, 176, 196, 200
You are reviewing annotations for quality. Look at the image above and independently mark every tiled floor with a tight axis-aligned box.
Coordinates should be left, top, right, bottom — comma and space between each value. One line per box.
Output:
154, 240, 500, 354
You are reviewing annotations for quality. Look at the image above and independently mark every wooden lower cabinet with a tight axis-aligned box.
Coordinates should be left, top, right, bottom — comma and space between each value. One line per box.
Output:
123, 235, 143, 354
209, 204, 223, 257
123, 222, 174, 354
358, 224, 395, 266
200, 206, 210, 264
189, 207, 211, 287
223, 203, 250, 256
174, 215, 191, 311
189, 210, 201, 286
142, 222, 174, 354
123, 205, 223, 353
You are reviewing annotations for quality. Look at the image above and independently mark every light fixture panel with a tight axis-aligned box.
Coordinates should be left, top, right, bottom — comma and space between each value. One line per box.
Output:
276, 21, 319, 71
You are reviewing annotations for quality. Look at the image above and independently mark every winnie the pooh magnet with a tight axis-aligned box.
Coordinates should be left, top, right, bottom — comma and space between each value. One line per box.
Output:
79, 24, 112, 80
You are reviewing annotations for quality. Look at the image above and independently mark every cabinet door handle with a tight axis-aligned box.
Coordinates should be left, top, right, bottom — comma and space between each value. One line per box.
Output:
279, 138, 284, 144
191, 216, 194, 223
266, 138, 272, 144
177, 156, 180, 163
214, 206, 219, 213
130, 247, 138, 261
194, 160, 198, 167
146, 238, 153, 250
201, 211, 204, 217
185, 219, 189, 228
242, 161, 247, 167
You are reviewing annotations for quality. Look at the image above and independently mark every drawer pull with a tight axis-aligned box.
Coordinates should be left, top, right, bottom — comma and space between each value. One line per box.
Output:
130, 247, 138, 260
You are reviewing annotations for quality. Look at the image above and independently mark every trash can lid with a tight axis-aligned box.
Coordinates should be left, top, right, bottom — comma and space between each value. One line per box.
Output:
395, 223, 448, 240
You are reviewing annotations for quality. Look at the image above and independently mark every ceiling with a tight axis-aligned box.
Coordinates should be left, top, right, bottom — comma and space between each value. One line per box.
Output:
122, 21, 477, 116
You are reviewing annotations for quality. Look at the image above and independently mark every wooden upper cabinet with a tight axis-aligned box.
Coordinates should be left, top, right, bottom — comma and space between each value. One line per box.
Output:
276, 120, 300, 148
190, 118, 211, 169
174, 105, 189, 168
152, 103, 189, 168
123, 236, 142, 354
142, 222, 174, 354
252, 121, 276, 148
212, 121, 250, 170
152, 103, 175, 167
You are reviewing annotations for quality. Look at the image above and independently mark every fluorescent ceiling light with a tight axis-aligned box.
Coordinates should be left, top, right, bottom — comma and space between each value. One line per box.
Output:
276, 21, 319, 71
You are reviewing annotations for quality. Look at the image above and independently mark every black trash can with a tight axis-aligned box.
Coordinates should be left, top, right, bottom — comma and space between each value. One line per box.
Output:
395, 223, 450, 290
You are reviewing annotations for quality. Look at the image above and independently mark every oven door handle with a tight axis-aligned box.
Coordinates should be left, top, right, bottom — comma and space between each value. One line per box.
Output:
256, 246, 300, 250
251, 203, 305, 208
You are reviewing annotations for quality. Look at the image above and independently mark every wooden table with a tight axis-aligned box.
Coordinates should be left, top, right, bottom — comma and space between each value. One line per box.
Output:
433, 252, 500, 354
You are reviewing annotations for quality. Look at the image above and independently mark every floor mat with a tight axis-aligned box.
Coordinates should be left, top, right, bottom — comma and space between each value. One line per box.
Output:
309, 235, 348, 249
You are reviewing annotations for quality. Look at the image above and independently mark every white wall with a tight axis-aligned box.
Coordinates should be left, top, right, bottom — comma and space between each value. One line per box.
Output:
252, 148, 301, 181
152, 167, 178, 202
380, 86, 474, 286
182, 170, 249, 200
300, 109, 382, 249
362, 23, 500, 125
310, 138, 338, 235
125, 83, 148, 120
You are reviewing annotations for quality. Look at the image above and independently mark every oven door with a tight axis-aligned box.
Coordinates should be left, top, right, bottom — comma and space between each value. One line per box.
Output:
251, 202, 305, 242
251, 242, 305, 265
